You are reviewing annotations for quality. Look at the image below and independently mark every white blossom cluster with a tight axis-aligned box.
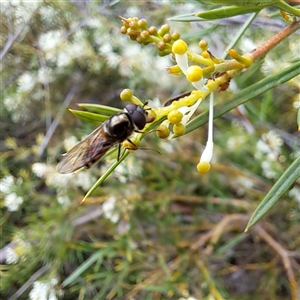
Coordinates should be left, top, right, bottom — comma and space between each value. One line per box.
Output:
0, 175, 24, 212
6, 232, 31, 264
31, 162, 96, 207
254, 130, 284, 179
29, 278, 63, 300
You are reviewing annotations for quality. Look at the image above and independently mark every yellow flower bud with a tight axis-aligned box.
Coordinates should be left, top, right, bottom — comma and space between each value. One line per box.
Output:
173, 123, 186, 136
157, 41, 166, 51
171, 32, 180, 41
199, 39, 208, 51
168, 110, 183, 124
227, 49, 252, 67
156, 125, 170, 138
138, 19, 147, 29
166, 65, 183, 76
123, 139, 139, 151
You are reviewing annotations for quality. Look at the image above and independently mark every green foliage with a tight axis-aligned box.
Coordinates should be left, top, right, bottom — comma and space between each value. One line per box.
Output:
1, 1, 299, 300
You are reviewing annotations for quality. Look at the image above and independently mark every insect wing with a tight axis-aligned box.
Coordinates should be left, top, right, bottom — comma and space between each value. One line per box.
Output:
57, 124, 117, 174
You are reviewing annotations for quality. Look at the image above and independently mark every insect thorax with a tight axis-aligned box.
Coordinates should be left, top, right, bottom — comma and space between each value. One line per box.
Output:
105, 113, 133, 140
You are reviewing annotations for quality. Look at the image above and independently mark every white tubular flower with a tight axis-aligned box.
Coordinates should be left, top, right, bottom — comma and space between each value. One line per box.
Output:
179, 98, 202, 126
172, 39, 189, 74
197, 93, 214, 174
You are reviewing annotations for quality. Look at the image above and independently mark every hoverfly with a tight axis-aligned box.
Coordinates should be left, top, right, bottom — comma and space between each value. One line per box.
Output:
57, 104, 148, 174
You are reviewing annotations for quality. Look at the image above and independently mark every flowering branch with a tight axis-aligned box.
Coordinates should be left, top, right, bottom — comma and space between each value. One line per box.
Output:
119, 16, 300, 176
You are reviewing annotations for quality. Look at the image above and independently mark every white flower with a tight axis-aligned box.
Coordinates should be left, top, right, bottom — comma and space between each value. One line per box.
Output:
256, 139, 271, 154
4, 96, 21, 111
233, 176, 254, 196
4, 193, 23, 212
17, 72, 35, 93
178, 99, 202, 126
38, 30, 64, 52
0, 175, 14, 194
29, 282, 54, 300
255, 130, 283, 163
63, 136, 78, 152
292, 99, 300, 109
57, 195, 71, 209
32, 163, 72, 189
262, 130, 283, 149
39, 5, 57, 24
115, 156, 142, 183
37, 67, 53, 84
6, 247, 20, 264
14, 1, 40, 24
261, 161, 278, 179
198, 93, 214, 173
102, 196, 119, 223
32, 163, 50, 178
46, 173, 72, 189
289, 187, 300, 203
29, 278, 61, 300
86, 17, 102, 28
227, 136, 246, 151
74, 172, 95, 191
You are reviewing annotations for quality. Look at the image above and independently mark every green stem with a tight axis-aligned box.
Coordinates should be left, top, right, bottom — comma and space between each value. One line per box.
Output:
275, 0, 300, 16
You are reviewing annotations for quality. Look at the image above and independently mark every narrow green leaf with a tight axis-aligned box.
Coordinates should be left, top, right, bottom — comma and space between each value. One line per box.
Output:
217, 233, 249, 255
80, 151, 129, 204
245, 155, 300, 231
184, 60, 300, 135
297, 107, 300, 131
69, 109, 109, 124
79, 116, 167, 202
77, 103, 121, 115
168, 13, 206, 22
198, 0, 278, 5
61, 250, 106, 287
195, 6, 261, 20
222, 12, 258, 59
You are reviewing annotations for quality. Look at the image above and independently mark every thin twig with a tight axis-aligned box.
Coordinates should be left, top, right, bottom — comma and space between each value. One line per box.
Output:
249, 20, 300, 61
253, 224, 298, 300
0, 23, 28, 61
191, 214, 249, 252
37, 50, 51, 130
123, 256, 182, 300
194, 255, 225, 300
37, 85, 78, 158
8, 265, 50, 300
72, 207, 103, 227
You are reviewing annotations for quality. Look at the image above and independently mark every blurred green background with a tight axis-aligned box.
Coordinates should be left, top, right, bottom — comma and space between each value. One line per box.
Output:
1, 1, 299, 299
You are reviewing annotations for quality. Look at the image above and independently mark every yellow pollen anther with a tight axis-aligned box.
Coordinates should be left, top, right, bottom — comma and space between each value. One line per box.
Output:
197, 162, 211, 174
186, 65, 203, 82
172, 39, 188, 55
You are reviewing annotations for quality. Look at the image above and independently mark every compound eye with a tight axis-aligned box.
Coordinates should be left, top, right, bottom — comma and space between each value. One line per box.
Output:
125, 104, 138, 114
131, 110, 146, 130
